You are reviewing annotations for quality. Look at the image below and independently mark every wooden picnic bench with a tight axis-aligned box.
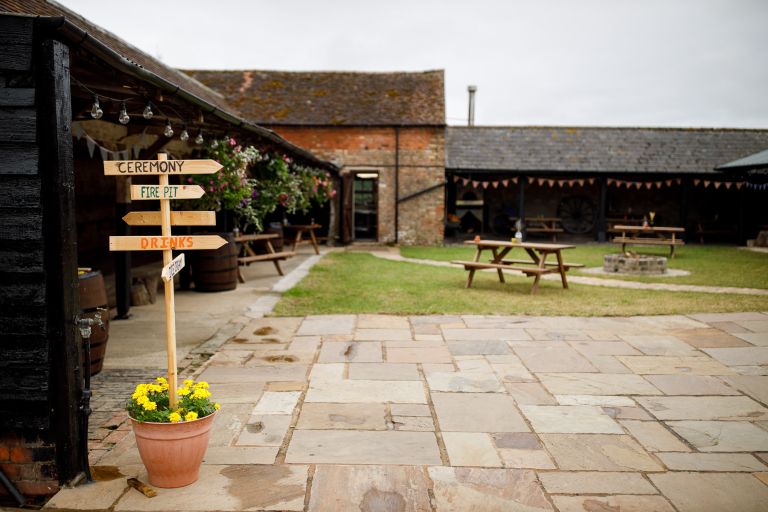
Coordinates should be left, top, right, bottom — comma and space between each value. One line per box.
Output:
695, 221, 737, 243
234, 233, 295, 282
512, 216, 564, 241
452, 240, 580, 294
611, 225, 685, 258
283, 223, 321, 255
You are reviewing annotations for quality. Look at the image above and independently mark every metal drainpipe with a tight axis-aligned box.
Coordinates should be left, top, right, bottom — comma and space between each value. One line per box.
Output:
395, 126, 400, 244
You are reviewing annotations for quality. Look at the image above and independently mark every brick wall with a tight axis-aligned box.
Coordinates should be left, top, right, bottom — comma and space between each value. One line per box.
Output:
272, 126, 445, 245
0, 433, 59, 502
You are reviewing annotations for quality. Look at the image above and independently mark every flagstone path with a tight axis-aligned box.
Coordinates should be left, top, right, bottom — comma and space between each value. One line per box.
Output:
48, 311, 768, 512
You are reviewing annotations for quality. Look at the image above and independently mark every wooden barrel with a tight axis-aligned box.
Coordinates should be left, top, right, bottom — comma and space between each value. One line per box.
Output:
78, 270, 110, 376
192, 233, 238, 292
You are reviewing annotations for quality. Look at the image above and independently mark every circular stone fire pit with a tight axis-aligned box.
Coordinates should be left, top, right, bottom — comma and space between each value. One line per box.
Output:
603, 254, 667, 275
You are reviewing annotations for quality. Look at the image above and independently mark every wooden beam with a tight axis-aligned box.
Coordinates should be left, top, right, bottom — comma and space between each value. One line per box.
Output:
37, 38, 85, 483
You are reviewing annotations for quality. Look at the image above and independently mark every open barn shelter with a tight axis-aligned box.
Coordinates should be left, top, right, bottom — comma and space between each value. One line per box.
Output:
446, 126, 768, 243
0, 2, 334, 503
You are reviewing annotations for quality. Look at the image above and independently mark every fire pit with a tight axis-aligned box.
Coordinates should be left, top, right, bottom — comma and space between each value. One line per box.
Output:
603, 253, 667, 275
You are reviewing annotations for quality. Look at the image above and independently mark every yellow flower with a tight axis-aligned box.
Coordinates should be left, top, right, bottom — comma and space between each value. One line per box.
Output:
142, 400, 157, 411
177, 387, 191, 396
156, 377, 167, 385
131, 384, 147, 399
183, 379, 195, 388
169, 412, 182, 423
148, 384, 163, 394
136, 395, 149, 405
214, 403, 221, 410
191, 388, 211, 400
185, 411, 198, 421
193, 381, 209, 389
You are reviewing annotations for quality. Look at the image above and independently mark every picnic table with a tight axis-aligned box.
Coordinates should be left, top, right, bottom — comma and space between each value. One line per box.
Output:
512, 216, 564, 241
283, 223, 321, 255
612, 225, 685, 258
234, 233, 295, 282
452, 240, 582, 294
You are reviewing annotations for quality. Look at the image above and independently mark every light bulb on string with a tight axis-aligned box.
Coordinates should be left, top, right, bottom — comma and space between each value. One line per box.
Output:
195, 129, 204, 145
179, 125, 189, 142
90, 96, 103, 119
142, 102, 153, 120
164, 120, 174, 138
118, 102, 130, 124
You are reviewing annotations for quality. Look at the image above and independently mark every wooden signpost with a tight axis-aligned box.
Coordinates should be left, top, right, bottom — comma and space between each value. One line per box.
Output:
106, 154, 223, 407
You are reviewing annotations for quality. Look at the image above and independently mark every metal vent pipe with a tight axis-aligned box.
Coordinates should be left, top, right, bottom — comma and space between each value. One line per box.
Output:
467, 85, 477, 126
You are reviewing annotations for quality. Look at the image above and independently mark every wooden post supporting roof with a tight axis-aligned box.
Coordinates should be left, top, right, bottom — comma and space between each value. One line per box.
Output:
37, 37, 85, 484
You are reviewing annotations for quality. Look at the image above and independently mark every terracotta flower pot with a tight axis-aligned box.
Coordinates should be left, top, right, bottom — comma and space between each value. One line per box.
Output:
130, 411, 216, 488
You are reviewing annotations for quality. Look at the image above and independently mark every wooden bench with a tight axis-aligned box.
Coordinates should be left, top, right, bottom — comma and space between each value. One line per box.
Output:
500, 259, 584, 270
452, 260, 549, 275
696, 222, 737, 243
238, 251, 295, 265
612, 236, 685, 257
234, 233, 295, 281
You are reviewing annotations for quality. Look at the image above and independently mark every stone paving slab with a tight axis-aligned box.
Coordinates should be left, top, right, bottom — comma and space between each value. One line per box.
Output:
59, 312, 768, 512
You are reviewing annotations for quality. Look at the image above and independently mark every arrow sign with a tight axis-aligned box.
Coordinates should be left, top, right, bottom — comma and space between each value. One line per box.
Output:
161, 253, 185, 282
109, 235, 228, 251
103, 159, 222, 176
131, 185, 205, 200
122, 211, 216, 226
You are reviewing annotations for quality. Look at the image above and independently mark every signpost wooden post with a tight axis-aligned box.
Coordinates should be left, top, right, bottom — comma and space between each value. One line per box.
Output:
105, 154, 223, 407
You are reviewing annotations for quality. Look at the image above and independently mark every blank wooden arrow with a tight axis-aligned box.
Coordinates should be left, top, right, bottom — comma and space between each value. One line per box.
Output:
103, 159, 222, 175
109, 235, 228, 251
122, 211, 216, 226
130, 185, 205, 200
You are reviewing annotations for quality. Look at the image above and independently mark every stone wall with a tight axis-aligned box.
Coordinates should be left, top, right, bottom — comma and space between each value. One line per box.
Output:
271, 126, 445, 245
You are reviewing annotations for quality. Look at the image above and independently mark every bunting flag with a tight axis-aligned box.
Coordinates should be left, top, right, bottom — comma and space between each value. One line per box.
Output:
71, 122, 151, 162
502, 179, 509, 187
452, 174, 747, 191
492, 181, 499, 188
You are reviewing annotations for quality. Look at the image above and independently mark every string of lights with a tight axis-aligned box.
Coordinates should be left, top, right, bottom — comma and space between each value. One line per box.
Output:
70, 76, 205, 144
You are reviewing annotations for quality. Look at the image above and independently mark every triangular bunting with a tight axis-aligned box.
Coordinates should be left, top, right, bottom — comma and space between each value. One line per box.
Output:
703, 180, 711, 188
588, 178, 596, 185
472, 181, 479, 188
714, 181, 721, 189
538, 178, 545, 186
724, 182, 732, 189
492, 181, 499, 188
694, 179, 701, 186
502, 179, 509, 187
86, 136, 96, 158
453, 175, 460, 183
578, 179, 585, 186
99, 147, 109, 161
482, 182, 489, 189
645, 182, 653, 189
462, 178, 470, 186
736, 182, 743, 189
548, 179, 555, 187
512, 177, 519, 184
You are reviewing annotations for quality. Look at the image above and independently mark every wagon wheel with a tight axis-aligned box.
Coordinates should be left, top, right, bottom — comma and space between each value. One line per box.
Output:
557, 196, 595, 234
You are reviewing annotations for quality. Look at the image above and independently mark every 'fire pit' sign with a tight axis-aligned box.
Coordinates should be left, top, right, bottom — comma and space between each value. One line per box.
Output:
105, 154, 224, 407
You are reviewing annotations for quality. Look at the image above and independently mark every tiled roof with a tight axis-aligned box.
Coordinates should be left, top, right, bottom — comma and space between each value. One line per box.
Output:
447, 126, 768, 175
183, 69, 446, 126
0, 0, 230, 112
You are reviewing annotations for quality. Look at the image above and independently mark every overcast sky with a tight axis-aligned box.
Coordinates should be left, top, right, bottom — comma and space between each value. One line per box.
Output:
58, 0, 768, 128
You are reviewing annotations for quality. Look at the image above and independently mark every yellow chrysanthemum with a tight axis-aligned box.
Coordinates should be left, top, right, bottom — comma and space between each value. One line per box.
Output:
177, 387, 191, 396
148, 384, 163, 394
160, 382, 169, 391
142, 400, 157, 411
214, 403, 221, 410
156, 377, 167, 385
194, 381, 209, 389
136, 395, 149, 405
191, 388, 211, 400
183, 379, 195, 388
169, 412, 182, 423
185, 411, 198, 421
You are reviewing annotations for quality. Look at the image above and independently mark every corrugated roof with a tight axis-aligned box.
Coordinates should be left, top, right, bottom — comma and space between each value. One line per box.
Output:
0, 0, 231, 113
183, 69, 446, 126
447, 126, 768, 175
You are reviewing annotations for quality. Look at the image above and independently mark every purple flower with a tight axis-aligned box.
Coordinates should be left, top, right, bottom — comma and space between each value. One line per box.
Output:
251, 190, 259, 199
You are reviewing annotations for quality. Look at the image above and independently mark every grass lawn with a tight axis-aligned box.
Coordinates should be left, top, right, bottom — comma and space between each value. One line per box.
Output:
274, 252, 768, 317
401, 244, 768, 289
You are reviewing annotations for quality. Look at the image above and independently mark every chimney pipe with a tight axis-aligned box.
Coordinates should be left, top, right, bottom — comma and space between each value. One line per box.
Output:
467, 85, 477, 126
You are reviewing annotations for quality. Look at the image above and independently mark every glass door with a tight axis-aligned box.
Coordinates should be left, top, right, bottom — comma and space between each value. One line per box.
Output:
353, 173, 378, 240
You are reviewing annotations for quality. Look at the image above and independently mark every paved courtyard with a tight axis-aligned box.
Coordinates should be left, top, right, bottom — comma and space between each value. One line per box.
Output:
45, 311, 768, 512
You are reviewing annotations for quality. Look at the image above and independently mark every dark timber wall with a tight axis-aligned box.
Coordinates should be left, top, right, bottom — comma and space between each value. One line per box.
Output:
0, 15, 83, 500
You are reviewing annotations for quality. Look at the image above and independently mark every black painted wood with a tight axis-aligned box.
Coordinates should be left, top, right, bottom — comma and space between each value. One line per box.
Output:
0, 403, 50, 430
0, 88, 35, 107
0, 209, 43, 239
0, 240, 44, 273
0, 176, 40, 208
0, 108, 36, 143
37, 38, 84, 481
0, 143, 40, 175
0, 16, 33, 72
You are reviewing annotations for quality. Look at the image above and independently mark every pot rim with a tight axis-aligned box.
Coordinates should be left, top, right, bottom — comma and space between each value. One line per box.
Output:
128, 409, 217, 426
